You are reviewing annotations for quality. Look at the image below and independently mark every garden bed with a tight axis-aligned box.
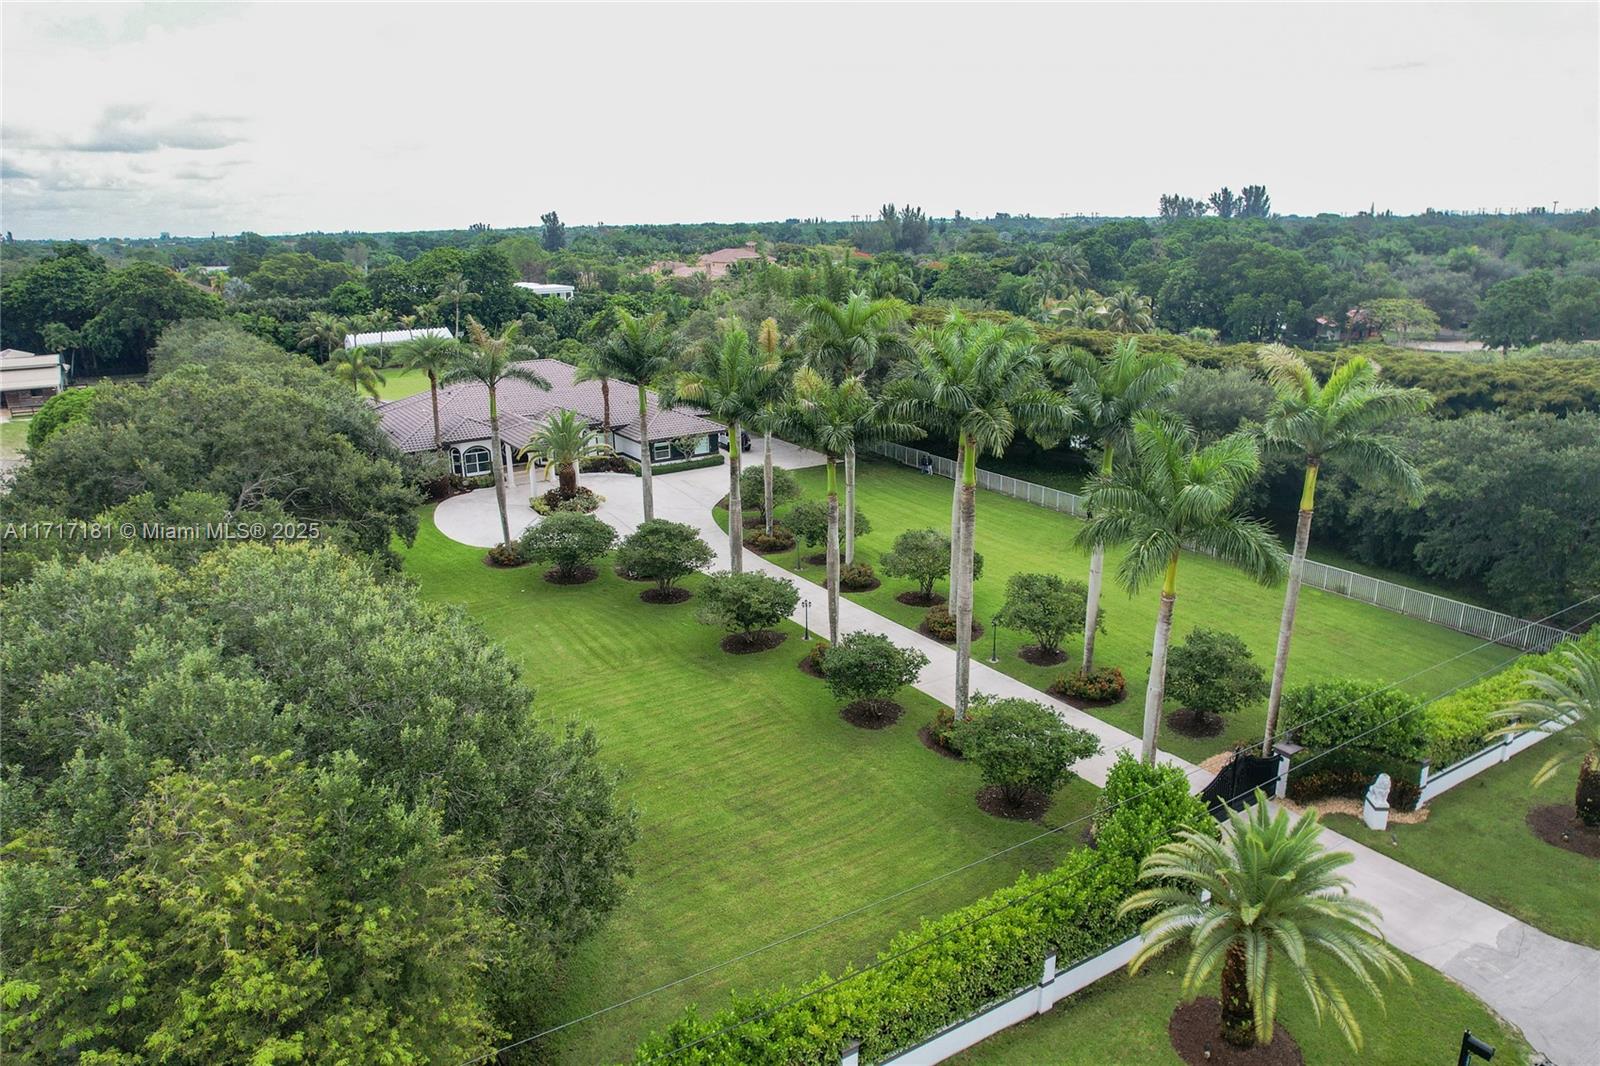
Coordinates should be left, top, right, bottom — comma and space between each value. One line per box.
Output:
897, 590, 946, 607
1168, 999, 1303, 1066
545, 565, 599, 585
1018, 644, 1068, 667
640, 587, 692, 605
1527, 804, 1600, 859
1166, 707, 1226, 738
841, 698, 904, 730
975, 784, 1051, 822
720, 629, 788, 654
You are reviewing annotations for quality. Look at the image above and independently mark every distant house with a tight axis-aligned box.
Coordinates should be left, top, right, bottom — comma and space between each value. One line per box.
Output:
647, 242, 765, 281
0, 349, 66, 415
344, 327, 453, 350
374, 358, 723, 477
514, 282, 576, 300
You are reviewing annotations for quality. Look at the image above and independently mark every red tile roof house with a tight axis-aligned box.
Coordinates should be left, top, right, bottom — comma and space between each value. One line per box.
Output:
646, 242, 766, 281
374, 358, 724, 486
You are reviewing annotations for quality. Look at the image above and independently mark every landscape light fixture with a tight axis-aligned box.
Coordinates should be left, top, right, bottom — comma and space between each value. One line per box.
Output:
990, 615, 1000, 662
1458, 1029, 1495, 1065
801, 598, 812, 641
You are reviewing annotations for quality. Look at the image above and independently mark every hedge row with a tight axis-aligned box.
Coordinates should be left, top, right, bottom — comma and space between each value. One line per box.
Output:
629, 756, 1211, 1065
636, 453, 727, 476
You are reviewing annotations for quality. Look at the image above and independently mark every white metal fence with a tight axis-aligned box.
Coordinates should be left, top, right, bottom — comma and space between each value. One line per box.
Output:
868, 441, 1570, 653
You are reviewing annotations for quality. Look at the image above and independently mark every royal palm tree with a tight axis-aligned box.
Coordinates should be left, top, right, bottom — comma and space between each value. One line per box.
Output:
1103, 288, 1156, 333
1123, 798, 1407, 1050
524, 409, 609, 496
395, 332, 462, 452
1051, 289, 1106, 329
751, 317, 793, 535
297, 311, 347, 362
1048, 338, 1184, 673
1256, 346, 1430, 755
591, 309, 679, 522
892, 312, 1075, 718
438, 272, 476, 338
443, 316, 550, 547
791, 367, 921, 643
328, 346, 387, 398
1080, 415, 1286, 763
798, 291, 909, 564
675, 322, 783, 573
1492, 642, 1600, 826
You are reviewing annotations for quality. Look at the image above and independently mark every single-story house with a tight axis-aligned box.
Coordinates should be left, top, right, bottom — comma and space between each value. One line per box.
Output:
374, 358, 724, 476
514, 282, 576, 300
344, 326, 454, 350
0, 349, 66, 415
646, 242, 766, 281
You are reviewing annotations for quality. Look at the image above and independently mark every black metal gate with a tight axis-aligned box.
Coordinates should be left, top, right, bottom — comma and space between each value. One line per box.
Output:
1199, 750, 1280, 820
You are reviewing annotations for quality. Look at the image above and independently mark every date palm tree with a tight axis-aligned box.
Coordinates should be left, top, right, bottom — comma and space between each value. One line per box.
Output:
674, 322, 783, 574
524, 409, 608, 496
892, 312, 1075, 718
1048, 338, 1184, 673
1492, 642, 1600, 826
443, 317, 549, 547
328, 345, 387, 398
438, 272, 477, 338
1103, 287, 1156, 333
396, 332, 463, 452
1080, 415, 1285, 763
297, 311, 347, 362
1257, 346, 1430, 756
591, 309, 679, 522
798, 291, 909, 563
791, 367, 921, 643
1123, 797, 1407, 1050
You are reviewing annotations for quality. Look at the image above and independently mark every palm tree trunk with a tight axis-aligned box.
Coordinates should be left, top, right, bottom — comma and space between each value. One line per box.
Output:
955, 438, 977, 720
488, 386, 511, 547
763, 430, 775, 535
1081, 449, 1114, 671
1219, 943, 1256, 1048
1263, 462, 1317, 755
844, 445, 857, 565
600, 378, 612, 444
826, 459, 841, 644
1140, 553, 1181, 765
638, 384, 654, 522
727, 419, 743, 573
949, 438, 964, 605
428, 370, 443, 452
559, 462, 578, 495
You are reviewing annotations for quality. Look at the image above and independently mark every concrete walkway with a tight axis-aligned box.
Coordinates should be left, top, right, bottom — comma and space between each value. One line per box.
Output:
434, 441, 1599, 1066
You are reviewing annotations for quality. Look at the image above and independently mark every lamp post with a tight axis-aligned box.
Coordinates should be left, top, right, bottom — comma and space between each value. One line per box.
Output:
990, 615, 1000, 663
801, 598, 812, 641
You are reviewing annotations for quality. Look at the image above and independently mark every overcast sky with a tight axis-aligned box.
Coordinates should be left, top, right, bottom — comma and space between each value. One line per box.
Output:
2, 2, 1596, 240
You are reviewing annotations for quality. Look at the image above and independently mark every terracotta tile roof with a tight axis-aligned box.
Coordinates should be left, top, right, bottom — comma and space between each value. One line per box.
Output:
373, 358, 721, 453
645, 243, 765, 280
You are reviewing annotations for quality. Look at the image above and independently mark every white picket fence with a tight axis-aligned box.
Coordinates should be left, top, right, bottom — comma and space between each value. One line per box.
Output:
868, 442, 1570, 653
837, 935, 1143, 1066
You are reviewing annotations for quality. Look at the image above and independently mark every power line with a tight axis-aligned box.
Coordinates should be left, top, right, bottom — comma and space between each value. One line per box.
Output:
460, 595, 1598, 1065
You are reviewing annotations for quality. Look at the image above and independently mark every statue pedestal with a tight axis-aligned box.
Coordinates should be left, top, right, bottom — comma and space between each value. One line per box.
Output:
1362, 771, 1392, 832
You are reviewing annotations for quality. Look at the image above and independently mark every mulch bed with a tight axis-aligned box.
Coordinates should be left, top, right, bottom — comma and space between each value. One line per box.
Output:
840, 699, 904, 730
544, 566, 598, 585
1166, 707, 1227, 738
801, 552, 829, 565
745, 537, 797, 556
640, 587, 692, 605
1168, 998, 1303, 1066
841, 577, 882, 593
1018, 644, 1069, 667
614, 566, 654, 582
720, 630, 788, 655
483, 555, 528, 569
1048, 684, 1127, 708
1527, 804, 1600, 859
919, 619, 985, 644
976, 784, 1052, 822
797, 652, 827, 678
918, 724, 964, 761
897, 591, 946, 607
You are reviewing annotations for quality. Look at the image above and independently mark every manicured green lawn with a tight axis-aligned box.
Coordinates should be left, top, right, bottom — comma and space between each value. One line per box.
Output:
950, 949, 1533, 1065
754, 458, 1510, 764
401, 511, 1102, 1063
0, 418, 30, 461
1323, 753, 1600, 949
374, 367, 432, 399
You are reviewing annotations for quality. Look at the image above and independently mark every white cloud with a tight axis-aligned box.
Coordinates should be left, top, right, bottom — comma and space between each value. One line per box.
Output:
2, 1, 1596, 239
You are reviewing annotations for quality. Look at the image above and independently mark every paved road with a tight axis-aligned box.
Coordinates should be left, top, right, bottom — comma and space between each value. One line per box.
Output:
434, 442, 1600, 1065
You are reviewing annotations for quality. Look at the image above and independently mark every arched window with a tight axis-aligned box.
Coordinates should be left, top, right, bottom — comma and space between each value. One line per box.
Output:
460, 445, 493, 477
449, 447, 464, 475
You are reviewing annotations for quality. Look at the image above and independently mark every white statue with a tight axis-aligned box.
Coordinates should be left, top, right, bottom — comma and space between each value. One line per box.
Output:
1363, 772, 1392, 831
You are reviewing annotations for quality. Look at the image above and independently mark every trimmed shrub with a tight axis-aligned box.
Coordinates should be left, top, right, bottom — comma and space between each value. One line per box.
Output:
1091, 752, 1217, 864
1285, 747, 1423, 812
840, 562, 877, 591
518, 512, 616, 578
800, 639, 830, 676
637, 454, 724, 476
484, 542, 524, 568
614, 520, 714, 593
1279, 679, 1427, 760
955, 697, 1101, 807
696, 571, 799, 638
1420, 667, 1534, 768
739, 465, 801, 521
1052, 667, 1126, 704
744, 527, 796, 554
823, 633, 928, 707
785, 499, 871, 549
531, 487, 601, 515
994, 572, 1088, 657
630, 747, 1211, 1064
579, 455, 631, 474
1165, 628, 1267, 722
880, 528, 983, 600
